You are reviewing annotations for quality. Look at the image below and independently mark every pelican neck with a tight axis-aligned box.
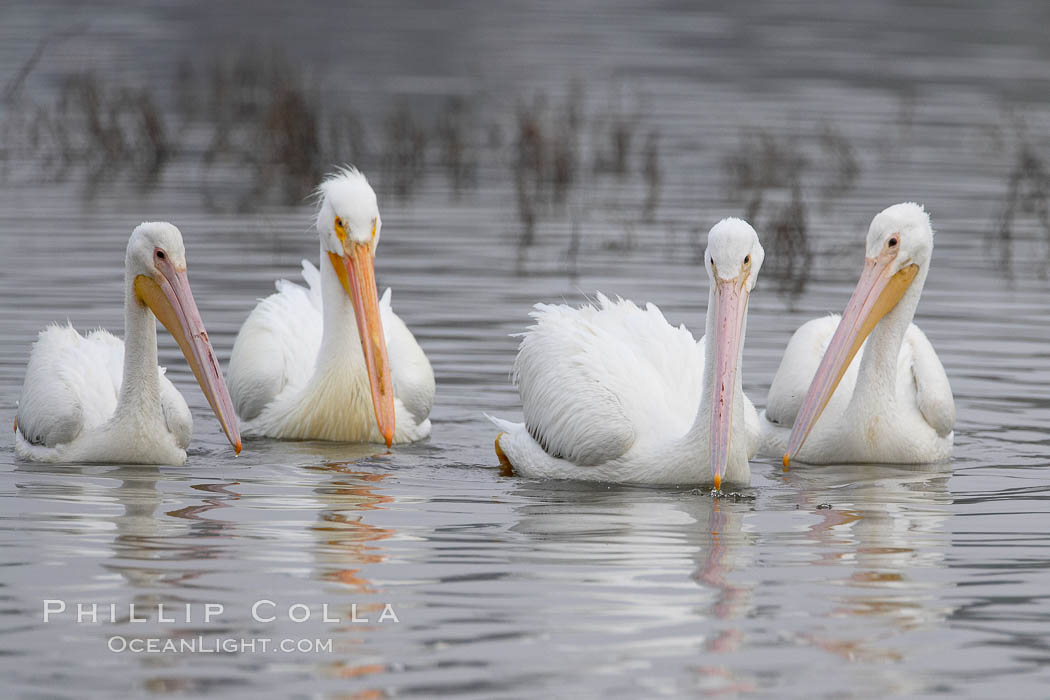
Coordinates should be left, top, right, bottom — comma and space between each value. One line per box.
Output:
116, 268, 162, 420
849, 263, 929, 412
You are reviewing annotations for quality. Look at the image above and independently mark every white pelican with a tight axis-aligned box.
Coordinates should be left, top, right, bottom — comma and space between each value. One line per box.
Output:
490, 218, 765, 488
228, 168, 433, 446
762, 202, 954, 466
14, 222, 241, 464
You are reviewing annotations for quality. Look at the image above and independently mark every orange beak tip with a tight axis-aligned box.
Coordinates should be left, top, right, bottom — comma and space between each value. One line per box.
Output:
713, 474, 722, 492
782, 453, 791, 468
234, 440, 242, 455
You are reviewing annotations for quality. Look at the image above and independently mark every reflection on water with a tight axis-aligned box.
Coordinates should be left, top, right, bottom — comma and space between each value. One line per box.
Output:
501, 469, 959, 696
781, 465, 954, 677
1, 437, 1046, 696
307, 465, 396, 691
3, 0, 1050, 697
309, 465, 393, 594
689, 500, 755, 693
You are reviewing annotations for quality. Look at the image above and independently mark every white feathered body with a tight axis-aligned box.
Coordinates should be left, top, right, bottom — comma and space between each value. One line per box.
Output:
760, 314, 954, 463
228, 258, 433, 443
491, 294, 758, 486
15, 325, 192, 465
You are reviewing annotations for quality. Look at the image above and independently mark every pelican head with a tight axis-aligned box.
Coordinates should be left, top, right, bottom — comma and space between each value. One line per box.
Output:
127, 222, 241, 454
314, 167, 395, 447
705, 218, 764, 490
784, 202, 933, 465
865, 201, 933, 269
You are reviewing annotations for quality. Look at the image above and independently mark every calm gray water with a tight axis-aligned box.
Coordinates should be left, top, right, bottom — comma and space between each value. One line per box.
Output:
2, 1, 1050, 697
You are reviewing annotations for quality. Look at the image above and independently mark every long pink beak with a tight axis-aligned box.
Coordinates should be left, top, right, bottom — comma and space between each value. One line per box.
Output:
782, 254, 918, 465
710, 274, 750, 490
136, 262, 242, 454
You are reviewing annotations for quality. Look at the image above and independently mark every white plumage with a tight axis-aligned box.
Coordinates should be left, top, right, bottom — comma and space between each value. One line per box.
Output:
16, 326, 192, 463
229, 262, 433, 442
761, 203, 954, 465
15, 222, 241, 465
228, 168, 433, 445
491, 218, 765, 488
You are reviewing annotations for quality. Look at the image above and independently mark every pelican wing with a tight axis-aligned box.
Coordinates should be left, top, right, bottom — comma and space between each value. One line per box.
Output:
743, 391, 760, 459
905, 325, 954, 436
765, 315, 953, 439
513, 294, 705, 466
764, 314, 859, 427
381, 289, 435, 425
159, 370, 193, 449
15, 325, 123, 447
228, 260, 324, 421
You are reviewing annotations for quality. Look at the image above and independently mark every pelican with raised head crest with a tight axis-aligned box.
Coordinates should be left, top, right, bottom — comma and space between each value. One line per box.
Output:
761, 202, 954, 465
490, 218, 764, 488
14, 222, 241, 464
228, 168, 434, 445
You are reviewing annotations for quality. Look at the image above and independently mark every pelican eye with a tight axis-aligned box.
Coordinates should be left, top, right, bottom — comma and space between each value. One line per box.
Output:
744, 254, 750, 264
155, 250, 166, 261
334, 217, 344, 230
888, 236, 898, 248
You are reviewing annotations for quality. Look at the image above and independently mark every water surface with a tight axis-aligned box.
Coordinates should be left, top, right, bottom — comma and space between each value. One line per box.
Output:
2, 1, 1050, 697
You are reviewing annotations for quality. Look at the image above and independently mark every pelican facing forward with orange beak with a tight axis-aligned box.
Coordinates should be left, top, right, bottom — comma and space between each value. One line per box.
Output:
761, 203, 955, 465
228, 168, 434, 446
15, 222, 241, 464
489, 218, 764, 488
